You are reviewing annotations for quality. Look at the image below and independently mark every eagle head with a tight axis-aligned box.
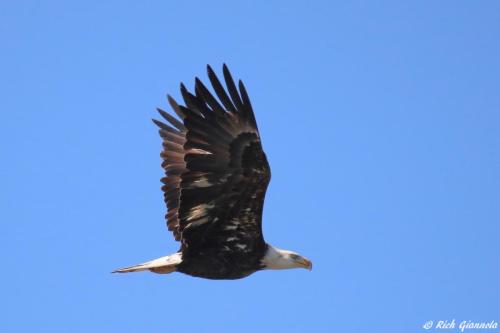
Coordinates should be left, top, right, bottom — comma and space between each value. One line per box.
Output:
261, 245, 312, 271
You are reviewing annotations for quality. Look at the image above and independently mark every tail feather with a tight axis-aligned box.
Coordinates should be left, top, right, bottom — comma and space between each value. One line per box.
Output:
113, 253, 182, 274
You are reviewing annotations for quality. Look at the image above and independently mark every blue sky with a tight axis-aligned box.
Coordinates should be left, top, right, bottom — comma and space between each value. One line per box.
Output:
1, 1, 499, 332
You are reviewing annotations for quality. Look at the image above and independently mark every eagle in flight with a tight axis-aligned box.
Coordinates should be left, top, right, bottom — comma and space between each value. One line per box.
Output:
114, 65, 312, 279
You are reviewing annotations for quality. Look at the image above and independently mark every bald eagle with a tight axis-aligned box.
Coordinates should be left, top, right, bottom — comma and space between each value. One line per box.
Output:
114, 65, 312, 279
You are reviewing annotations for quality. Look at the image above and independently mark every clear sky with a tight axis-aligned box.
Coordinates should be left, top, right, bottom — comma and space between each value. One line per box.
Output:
1, 1, 499, 332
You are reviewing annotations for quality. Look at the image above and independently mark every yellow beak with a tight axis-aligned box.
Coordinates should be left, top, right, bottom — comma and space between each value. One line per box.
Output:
297, 256, 313, 271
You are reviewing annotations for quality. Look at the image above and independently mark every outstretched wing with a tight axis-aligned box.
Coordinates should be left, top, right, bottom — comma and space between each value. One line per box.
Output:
153, 65, 271, 253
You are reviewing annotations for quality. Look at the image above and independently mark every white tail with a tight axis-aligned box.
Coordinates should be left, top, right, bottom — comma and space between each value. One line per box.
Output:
113, 252, 182, 274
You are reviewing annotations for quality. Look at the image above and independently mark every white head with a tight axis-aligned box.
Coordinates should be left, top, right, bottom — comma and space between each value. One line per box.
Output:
261, 244, 312, 271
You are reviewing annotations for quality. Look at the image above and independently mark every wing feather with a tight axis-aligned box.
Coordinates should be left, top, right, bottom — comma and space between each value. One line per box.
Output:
194, 77, 226, 117
153, 65, 270, 252
157, 108, 185, 131
207, 65, 238, 114
222, 64, 245, 113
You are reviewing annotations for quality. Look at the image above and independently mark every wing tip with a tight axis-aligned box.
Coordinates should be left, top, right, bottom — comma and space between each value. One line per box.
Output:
152, 118, 164, 128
